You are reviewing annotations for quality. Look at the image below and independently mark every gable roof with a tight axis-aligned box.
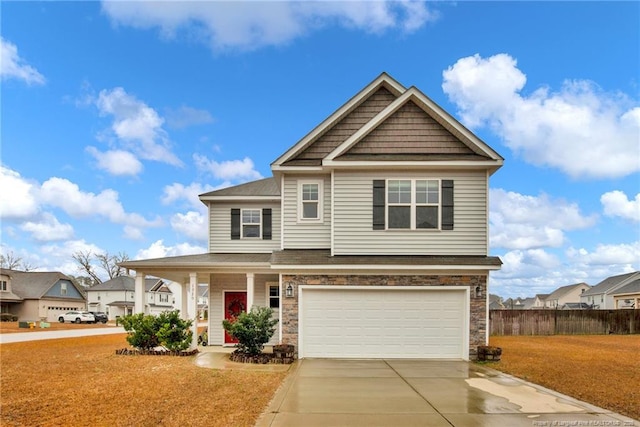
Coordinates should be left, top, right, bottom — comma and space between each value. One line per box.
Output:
7, 270, 81, 299
610, 279, 640, 296
581, 271, 640, 297
199, 177, 280, 201
272, 73, 405, 167
88, 276, 167, 293
545, 282, 590, 301
272, 73, 503, 174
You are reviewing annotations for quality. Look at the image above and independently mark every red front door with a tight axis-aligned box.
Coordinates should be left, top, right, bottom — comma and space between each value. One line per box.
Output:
224, 291, 247, 344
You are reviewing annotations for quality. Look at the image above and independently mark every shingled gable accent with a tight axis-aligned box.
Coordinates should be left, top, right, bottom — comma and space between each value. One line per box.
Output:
324, 86, 503, 165
271, 72, 405, 168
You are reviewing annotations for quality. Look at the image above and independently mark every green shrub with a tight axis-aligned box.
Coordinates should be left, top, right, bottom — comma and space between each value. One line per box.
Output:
0, 313, 18, 322
119, 310, 193, 351
222, 306, 277, 356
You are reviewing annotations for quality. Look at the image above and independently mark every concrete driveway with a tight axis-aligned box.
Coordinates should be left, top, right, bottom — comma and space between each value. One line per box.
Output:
256, 359, 636, 427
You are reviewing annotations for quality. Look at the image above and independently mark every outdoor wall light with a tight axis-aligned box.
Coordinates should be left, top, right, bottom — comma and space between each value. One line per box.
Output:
285, 284, 294, 298
475, 286, 482, 298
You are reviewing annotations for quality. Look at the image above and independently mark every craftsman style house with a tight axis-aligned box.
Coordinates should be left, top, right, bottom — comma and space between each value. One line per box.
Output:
121, 73, 503, 359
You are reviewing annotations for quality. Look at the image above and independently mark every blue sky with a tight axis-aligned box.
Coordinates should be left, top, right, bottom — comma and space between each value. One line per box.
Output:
1, 1, 638, 298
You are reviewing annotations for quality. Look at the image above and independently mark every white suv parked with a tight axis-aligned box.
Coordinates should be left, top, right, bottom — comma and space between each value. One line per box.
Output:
58, 311, 95, 324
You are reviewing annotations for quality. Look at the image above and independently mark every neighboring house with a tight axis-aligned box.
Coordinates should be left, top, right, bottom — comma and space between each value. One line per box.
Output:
0, 269, 86, 321
488, 294, 504, 310
543, 283, 590, 309
561, 302, 592, 310
580, 271, 640, 309
86, 276, 174, 320
0, 269, 23, 314
503, 297, 527, 309
533, 294, 549, 308
198, 285, 209, 319
519, 297, 536, 309
121, 73, 504, 360
609, 279, 640, 309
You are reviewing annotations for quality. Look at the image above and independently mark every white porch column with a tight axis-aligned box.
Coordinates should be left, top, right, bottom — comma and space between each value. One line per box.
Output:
246, 273, 255, 311
181, 279, 189, 319
134, 272, 145, 314
189, 272, 198, 350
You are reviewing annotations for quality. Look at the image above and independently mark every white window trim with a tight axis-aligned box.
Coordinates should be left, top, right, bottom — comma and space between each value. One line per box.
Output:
241, 208, 262, 239
265, 282, 280, 312
386, 178, 441, 230
297, 179, 323, 223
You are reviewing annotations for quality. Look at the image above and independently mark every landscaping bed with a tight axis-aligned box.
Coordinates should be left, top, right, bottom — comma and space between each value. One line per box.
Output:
488, 335, 640, 421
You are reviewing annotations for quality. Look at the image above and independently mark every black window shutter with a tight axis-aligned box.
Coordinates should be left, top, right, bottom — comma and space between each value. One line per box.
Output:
231, 209, 240, 240
262, 208, 272, 240
373, 180, 386, 230
441, 180, 454, 230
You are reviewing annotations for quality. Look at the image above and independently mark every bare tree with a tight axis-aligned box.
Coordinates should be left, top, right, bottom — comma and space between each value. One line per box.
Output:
0, 251, 38, 271
97, 251, 129, 280
72, 250, 129, 285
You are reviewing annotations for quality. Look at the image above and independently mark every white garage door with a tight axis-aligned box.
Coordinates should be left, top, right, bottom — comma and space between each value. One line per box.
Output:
300, 287, 467, 359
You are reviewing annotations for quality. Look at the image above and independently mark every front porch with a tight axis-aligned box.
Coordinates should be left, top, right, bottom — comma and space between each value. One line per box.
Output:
120, 253, 280, 350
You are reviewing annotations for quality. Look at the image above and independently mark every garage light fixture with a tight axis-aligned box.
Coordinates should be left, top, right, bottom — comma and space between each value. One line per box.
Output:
475, 286, 482, 298
285, 284, 294, 298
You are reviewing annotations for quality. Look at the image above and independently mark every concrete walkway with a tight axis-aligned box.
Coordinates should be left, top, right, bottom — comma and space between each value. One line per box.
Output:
255, 359, 638, 427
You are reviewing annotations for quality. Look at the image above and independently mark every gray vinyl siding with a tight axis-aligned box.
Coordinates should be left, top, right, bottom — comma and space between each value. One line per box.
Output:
208, 273, 280, 346
282, 174, 331, 249
333, 170, 488, 255
208, 202, 280, 253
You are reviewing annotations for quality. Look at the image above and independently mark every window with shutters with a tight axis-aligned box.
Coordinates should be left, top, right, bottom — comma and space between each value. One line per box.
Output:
376, 179, 452, 230
298, 180, 323, 222
231, 208, 272, 240
242, 209, 261, 238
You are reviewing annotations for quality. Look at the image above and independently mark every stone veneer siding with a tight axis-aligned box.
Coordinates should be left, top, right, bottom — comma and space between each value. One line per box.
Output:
281, 274, 487, 359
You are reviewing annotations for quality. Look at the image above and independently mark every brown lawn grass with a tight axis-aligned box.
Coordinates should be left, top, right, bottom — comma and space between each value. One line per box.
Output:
488, 335, 640, 420
0, 334, 286, 426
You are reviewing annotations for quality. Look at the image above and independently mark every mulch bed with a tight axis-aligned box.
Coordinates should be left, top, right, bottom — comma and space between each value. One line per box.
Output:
229, 351, 294, 364
115, 348, 199, 356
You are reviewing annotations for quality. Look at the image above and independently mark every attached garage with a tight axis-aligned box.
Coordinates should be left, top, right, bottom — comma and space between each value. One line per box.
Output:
299, 286, 469, 359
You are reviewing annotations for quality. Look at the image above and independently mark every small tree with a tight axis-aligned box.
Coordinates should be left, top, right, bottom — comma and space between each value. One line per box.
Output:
119, 310, 193, 352
222, 306, 278, 356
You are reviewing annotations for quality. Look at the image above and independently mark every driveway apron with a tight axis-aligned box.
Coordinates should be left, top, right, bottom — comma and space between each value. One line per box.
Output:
257, 359, 637, 427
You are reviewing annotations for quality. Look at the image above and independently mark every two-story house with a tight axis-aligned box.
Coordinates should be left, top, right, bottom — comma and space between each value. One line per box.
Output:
86, 276, 175, 321
121, 73, 503, 360
0, 268, 87, 321
580, 271, 640, 309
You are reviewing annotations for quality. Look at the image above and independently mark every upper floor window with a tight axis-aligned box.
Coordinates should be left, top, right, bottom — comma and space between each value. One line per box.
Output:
387, 179, 440, 229
0, 280, 7, 291
299, 180, 323, 221
231, 208, 272, 240
60, 282, 68, 296
242, 209, 261, 238
160, 294, 169, 303
374, 179, 453, 231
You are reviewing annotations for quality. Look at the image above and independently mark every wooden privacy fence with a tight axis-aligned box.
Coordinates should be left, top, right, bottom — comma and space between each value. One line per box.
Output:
490, 309, 640, 336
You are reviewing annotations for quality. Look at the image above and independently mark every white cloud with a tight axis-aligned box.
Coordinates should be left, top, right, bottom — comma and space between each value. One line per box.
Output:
39, 177, 162, 228
21, 213, 74, 242
566, 242, 640, 267
194, 154, 262, 181
0, 37, 45, 85
164, 105, 214, 129
170, 211, 208, 242
96, 87, 182, 166
135, 239, 205, 260
161, 182, 215, 210
443, 53, 640, 179
601, 190, 640, 223
101, 1, 436, 52
0, 166, 39, 219
490, 189, 597, 250
86, 146, 143, 176
123, 225, 144, 240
